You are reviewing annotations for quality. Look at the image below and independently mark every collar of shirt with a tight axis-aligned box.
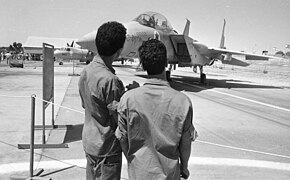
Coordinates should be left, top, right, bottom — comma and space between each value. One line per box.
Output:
144, 78, 170, 87
93, 56, 116, 74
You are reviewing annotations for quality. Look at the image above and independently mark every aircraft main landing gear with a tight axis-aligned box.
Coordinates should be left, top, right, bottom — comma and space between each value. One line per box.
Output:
200, 73, 206, 84
199, 66, 206, 84
166, 70, 171, 81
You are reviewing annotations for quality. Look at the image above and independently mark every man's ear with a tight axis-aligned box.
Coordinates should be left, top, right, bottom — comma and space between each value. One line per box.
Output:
113, 48, 123, 60
117, 48, 123, 56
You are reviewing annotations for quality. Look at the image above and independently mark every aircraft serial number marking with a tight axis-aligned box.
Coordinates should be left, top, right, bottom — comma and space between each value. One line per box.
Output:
126, 32, 153, 44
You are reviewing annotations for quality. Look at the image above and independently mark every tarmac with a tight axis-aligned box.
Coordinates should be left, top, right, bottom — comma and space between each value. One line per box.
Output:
1, 60, 290, 179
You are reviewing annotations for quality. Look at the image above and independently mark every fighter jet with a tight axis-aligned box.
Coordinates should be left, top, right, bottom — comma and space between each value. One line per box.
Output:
54, 41, 93, 64
76, 11, 273, 83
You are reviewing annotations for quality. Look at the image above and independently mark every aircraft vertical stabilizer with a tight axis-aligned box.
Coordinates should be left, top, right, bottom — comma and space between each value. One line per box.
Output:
183, 19, 190, 36
219, 19, 226, 49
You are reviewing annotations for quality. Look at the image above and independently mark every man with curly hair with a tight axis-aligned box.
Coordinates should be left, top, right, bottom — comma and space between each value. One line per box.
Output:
78, 21, 126, 180
116, 39, 198, 180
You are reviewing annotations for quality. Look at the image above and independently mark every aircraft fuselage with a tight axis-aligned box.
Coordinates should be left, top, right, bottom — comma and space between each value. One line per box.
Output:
121, 21, 177, 62
54, 48, 93, 62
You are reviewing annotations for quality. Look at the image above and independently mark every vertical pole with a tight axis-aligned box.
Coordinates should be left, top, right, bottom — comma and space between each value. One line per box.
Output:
52, 56, 55, 128
30, 95, 36, 177
52, 97, 55, 128
42, 101, 46, 144
42, 44, 46, 144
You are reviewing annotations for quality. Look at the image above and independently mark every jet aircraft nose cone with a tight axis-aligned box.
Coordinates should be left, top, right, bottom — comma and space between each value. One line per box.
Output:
76, 31, 98, 53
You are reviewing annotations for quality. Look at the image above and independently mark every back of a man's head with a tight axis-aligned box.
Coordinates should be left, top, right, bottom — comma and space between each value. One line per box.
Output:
95, 21, 127, 57
138, 39, 167, 75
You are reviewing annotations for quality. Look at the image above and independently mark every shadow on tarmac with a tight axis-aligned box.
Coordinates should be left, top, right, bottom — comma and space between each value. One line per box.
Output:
63, 124, 83, 143
171, 74, 282, 89
135, 74, 282, 93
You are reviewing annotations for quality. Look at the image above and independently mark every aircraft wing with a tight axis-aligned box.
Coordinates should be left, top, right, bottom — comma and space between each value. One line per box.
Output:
208, 47, 273, 60
169, 34, 273, 67
221, 57, 250, 67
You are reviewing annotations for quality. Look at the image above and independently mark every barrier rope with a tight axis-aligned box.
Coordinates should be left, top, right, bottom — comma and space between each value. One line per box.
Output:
0, 94, 85, 114
34, 96, 85, 115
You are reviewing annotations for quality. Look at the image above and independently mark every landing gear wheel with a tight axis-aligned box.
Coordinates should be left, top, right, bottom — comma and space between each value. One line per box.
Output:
86, 60, 91, 65
200, 73, 206, 84
166, 70, 171, 81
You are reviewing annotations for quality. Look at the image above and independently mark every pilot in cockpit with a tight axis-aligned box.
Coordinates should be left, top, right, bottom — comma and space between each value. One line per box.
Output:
148, 16, 155, 28
141, 15, 155, 28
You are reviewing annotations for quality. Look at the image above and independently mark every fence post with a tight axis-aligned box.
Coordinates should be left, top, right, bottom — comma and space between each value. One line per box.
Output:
30, 94, 36, 177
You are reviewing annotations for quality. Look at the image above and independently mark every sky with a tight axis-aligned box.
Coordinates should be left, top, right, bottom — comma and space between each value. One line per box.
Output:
1, 0, 290, 54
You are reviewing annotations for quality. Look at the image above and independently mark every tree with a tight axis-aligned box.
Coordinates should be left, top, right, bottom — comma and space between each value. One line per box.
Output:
8, 45, 14, 52
9, 42, 23, 53
0, 47, 8, 54
13, 42, 17, 49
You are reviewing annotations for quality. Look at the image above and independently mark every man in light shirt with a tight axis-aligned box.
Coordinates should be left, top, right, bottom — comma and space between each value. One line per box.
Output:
116, 39, 197, 180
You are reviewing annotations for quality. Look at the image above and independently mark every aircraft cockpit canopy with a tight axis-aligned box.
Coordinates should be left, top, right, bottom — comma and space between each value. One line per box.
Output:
133, 12, 173, 32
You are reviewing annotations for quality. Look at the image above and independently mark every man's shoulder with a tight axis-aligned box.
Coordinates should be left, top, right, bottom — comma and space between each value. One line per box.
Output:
122, 87, 137, 97
120, 87, 142, 100
87, 61, 115, 78
81, 63, 119, 86
170, 88, 192, 104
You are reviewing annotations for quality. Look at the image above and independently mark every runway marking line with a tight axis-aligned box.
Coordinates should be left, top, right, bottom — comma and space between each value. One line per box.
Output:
1, 156, 290, 174
197, 140, 290, 159
174, 80, 290, 113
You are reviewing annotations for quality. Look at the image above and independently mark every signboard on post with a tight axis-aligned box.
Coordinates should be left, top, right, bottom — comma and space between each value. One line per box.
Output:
43, 43, 54, 107
42, 43, 54, 143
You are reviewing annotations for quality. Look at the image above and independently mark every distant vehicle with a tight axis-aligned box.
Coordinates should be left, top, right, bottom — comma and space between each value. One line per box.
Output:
8, 54, 24, 68
77, 11, 275, 83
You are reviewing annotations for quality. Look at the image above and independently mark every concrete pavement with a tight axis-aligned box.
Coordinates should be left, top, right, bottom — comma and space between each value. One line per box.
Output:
0, 62, 130, 180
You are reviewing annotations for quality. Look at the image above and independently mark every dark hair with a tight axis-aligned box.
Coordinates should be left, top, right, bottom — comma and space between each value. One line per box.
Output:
138, 39, 167, 75
95, 21, 127, 56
